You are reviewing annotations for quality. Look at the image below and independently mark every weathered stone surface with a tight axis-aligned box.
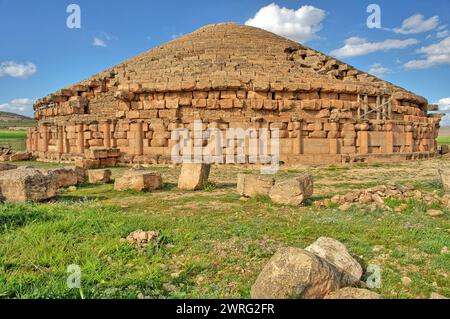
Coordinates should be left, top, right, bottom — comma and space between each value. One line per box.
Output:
114, 168, 162, 192
324, 288, 383, 299
88, 169, 112, 184
178, 163, 211, 190
269, 175, 314, 205
47, 167, 80, 188
9, 151, 32, 161
28, 23, 442, 167
0, 163, 17, 171
122, 230, 161, 249
251, 248, 346, 299
0, 168, 57, 202
305, 237, 363, 285
439, 169, 450, 192
237, 174, 275, 198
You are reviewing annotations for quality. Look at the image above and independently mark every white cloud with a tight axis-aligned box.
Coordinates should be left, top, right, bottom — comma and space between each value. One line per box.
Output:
92, 37, 107, 47
368, 63, 390, 78
437, 30, 449, 38
437, 97, 450, 111
0, 98, 35, 114
438, 24, 447, 31
404, 36, 450, 69
0, 61, 37, 78
331, 37, 419, 58
245, 3, 326, 43
393, 14, 439, 34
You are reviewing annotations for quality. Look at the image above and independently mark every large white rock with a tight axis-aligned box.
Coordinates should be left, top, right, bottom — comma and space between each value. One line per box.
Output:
305, 237, 363, 286
324, 287, 383, 299
251, 248, 347, 299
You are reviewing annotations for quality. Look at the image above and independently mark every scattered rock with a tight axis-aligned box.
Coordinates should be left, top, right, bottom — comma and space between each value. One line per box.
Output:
0, 168, 57, 202
339, 203, 352, 211
237, 174, 275, 198
430, 292, 448, 299
162, 283, 177, 293
46, 167, 80, 188
123, 230, 161, 248
177, 163, 211, 191
269, 175, 314, 206
441, 246, 449, 255
439, 168, 450, 193
0, 163, 17, 172
9, 151, 32, 162
114, 168, 162, 192
401, 276, 412, 287
324, 287, 383, 299
305, 237, 363, 286
88, 169, 112, 184
427, 209, 444, 218
251, 247, 345, 299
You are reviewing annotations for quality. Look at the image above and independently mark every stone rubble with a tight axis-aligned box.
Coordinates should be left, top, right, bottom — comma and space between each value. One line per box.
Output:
251, 238, 381, 299
114, 167, 162, 192
177, 163, 211, 191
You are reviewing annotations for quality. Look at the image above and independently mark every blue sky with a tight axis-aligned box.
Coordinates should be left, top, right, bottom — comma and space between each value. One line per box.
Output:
0, 0, 449, 124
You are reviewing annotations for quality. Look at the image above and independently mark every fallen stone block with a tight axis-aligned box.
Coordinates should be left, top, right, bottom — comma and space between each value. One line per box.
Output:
439, 169, 450, 192
114, 168, 162, 192
46, 167, 80, 188
269, 175, 314, 205
251, 248, 346, 299
9, 151, 32, 162
0, 163, 17, 172
324, 288, 383, 299
237, 174, 275, 197
178, 163, 211, 190
88, 169, 112, 184
0, 168, 57, 202
305, 237, 363, 286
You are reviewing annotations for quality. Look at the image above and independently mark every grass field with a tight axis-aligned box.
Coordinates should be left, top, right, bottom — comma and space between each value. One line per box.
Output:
0, 159, 448, 299
0, 130, 27, 151
438, 137, 450, 145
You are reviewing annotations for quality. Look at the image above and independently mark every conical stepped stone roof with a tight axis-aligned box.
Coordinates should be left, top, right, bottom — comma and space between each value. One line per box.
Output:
34, 23, 427, 109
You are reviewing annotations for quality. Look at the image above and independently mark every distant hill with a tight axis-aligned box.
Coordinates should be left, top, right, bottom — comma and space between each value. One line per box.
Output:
0, 111, 36, 129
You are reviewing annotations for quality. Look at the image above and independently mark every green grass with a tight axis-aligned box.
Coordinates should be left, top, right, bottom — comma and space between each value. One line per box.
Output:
437, 137, 450, 145
0, 162, 449, 299
0, 130, 27, 151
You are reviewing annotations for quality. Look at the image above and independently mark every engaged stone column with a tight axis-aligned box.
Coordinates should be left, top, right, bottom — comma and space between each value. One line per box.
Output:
358, 123, 369, 155
292, 121, 303, 155
57, 126, 64, 154
77, 124, 85, 155
41, 125, 49, 153
103, 121, 111, 148
131, 122, 143, 156
405, 125, 414, 153
33, 131, 39, 152
385, 123, 394, 154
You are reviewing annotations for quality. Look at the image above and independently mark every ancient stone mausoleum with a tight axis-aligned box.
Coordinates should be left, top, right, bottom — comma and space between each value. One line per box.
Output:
29, 23, 444, 166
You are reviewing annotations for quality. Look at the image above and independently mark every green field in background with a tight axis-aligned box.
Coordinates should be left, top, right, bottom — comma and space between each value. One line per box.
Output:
0, 130, 27, 151
437, 137, 450, 145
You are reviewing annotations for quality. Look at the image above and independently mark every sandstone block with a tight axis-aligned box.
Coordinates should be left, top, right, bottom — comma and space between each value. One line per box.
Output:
237, 174, 275, 198
47, 168, 80, 188
439, 169, 450, 192
251, 248, 345, 299
324, 288, 383, 299
88, 169, 112, 184
9, 152, 32, 161
0, 168, 57, 202
269, 175, 314, 205
305, 237, 363, 285
178, 163, 211, 191
0, 163, 17, 172
114, 169, 162, 192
